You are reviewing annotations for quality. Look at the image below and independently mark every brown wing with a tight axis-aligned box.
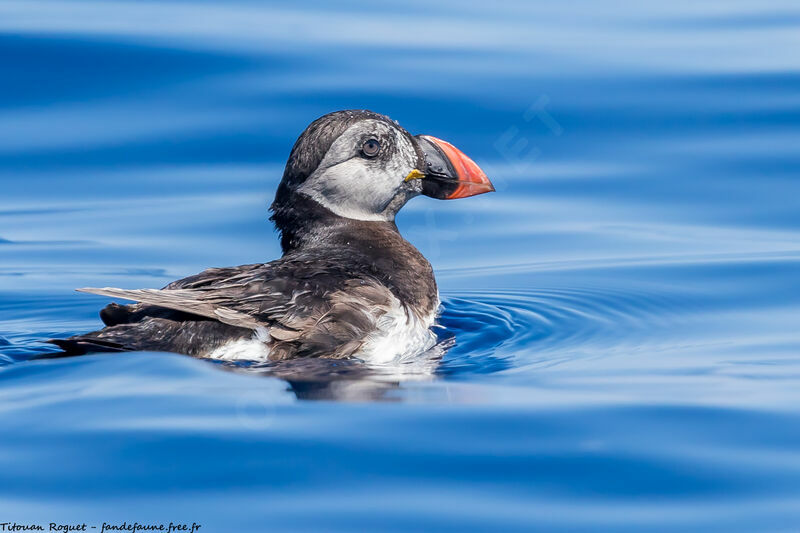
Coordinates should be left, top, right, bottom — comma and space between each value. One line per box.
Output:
79, 256, 397, 360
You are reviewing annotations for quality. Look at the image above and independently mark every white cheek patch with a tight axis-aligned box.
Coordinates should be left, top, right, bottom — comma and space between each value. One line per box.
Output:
296, 120, 419, 222
299, 158, 399, 221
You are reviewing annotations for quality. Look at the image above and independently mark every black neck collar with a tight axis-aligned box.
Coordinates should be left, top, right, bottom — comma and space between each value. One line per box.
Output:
269, 189, 398, 254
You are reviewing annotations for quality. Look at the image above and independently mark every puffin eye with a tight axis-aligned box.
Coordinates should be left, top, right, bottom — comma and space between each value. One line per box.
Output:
361, 138, 381, 157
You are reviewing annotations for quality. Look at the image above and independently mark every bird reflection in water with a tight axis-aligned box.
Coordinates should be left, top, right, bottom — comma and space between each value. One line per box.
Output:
217, 336, 454, 401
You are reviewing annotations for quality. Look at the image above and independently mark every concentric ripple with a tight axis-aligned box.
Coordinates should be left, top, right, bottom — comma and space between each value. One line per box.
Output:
436, 286, 690, 376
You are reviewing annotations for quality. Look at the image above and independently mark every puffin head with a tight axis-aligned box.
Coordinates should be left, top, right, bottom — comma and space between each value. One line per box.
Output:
270, 110, 493, 248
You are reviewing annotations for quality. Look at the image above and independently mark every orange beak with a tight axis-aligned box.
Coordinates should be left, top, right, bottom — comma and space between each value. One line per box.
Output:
412, 135, 495, 200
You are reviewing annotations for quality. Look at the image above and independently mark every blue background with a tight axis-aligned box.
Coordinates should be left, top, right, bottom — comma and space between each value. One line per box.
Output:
1, 1, 800, 531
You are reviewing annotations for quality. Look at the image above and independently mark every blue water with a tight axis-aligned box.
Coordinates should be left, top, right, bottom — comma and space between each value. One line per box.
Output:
2, 1, 800, 530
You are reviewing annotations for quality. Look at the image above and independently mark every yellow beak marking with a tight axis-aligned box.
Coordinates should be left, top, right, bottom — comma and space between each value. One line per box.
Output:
404, 169, 425, 182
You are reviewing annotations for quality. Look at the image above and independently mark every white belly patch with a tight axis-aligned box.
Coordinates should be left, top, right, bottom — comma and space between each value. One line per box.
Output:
206, 336, 272, 362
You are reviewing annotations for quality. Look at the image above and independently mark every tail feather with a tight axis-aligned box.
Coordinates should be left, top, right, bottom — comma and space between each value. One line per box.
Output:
46, 337, 126, 356
46, 318, 251, 357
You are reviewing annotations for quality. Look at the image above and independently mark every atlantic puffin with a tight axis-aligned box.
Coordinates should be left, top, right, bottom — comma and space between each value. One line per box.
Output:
49, 110, 494, 363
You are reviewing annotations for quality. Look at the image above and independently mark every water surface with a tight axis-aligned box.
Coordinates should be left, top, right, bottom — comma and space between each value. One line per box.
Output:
2, 1, 800, 531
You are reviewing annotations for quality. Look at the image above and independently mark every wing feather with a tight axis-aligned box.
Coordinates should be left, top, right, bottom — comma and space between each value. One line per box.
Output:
76, 253, 405, 360
77, 287, 261, 329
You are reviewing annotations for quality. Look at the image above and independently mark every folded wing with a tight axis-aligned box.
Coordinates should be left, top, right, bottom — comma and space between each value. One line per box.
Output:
72, 255, 398, 360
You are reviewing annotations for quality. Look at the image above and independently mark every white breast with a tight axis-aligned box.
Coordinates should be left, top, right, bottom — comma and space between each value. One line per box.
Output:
355, 294, 438, 364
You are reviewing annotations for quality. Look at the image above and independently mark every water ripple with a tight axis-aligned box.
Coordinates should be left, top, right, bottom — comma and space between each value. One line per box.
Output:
437, 286, 688, 375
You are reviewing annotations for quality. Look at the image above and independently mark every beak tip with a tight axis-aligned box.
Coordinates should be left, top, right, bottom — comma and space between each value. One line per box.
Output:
422, 135, 494, 200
